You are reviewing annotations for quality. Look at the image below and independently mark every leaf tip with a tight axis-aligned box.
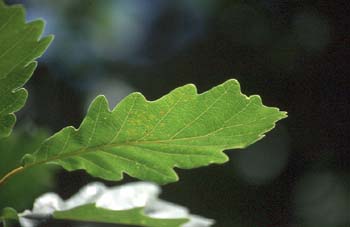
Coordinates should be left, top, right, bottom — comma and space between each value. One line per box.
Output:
0, 114, 16, 138
281, 110, 288, 117
224, 78, 240, 85
41, 34, 55, 46
88, 95, 110, 112
159, 173, 180, 185
183, 83, 198, 93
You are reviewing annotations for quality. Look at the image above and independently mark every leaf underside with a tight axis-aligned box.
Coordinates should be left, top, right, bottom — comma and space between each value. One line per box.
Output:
0, 2, 53, 137
24, 79, 287, 184
54, 204, 188, 227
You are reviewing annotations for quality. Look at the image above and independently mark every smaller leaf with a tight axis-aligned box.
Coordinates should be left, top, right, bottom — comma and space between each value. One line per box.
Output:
1, 207, 18, 227
1, 207, 18, 220
54, 205, 188, 227
19, 182, 214, 227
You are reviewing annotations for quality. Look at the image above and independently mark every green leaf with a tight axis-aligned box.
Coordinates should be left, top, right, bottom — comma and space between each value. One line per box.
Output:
53, 204, 188, 227
0, 2, 53, 138
1, 207, 18, 220
24, 79, 287, 184
0, 130, 56, 211
19, 181, 211, 227
1, 207, 18, 227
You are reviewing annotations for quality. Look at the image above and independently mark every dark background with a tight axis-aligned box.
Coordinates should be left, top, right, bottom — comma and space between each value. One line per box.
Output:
3, 0, 350, 226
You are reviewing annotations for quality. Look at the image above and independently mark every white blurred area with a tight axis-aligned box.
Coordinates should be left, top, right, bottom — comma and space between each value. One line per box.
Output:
19, 182, 214, 227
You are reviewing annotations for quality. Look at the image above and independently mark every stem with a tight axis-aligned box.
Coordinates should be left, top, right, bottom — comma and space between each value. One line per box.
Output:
0, 166, 24, 186
2, 218, 7, 227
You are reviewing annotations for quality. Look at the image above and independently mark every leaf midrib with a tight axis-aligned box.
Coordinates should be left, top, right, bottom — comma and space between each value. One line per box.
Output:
25, 114, 273, 170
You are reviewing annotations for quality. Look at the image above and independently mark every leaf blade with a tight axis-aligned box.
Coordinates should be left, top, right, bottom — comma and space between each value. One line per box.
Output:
53, 204, 188, 227
0, 2, 53, 137
25, 79, 287, 184
19, 181, 213, 227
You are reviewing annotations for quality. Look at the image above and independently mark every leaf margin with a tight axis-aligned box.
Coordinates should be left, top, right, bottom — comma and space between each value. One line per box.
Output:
21, 79, 287, 184
0, 1, 53, 137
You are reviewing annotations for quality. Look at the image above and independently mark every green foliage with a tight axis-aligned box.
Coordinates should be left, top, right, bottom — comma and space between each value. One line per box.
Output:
0, 1, 53, 138
23, 79, 286, 184
54, 204, 188, 227
1, 207, 17, 220
1, 207, 18, 227
0, 130, 56, 210
0, 1, 287, 226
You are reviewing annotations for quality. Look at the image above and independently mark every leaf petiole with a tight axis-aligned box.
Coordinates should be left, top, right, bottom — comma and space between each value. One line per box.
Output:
0, 166, 24, 187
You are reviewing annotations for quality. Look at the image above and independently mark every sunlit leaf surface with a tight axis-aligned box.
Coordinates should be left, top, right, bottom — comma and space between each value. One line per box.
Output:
24, 79, 286, 184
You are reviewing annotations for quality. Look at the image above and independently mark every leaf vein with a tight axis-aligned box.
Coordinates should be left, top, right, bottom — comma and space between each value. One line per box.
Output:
138, 91, 186, 140
111, 95, 137, 142
99, 149, 171, 179
169, 87, 229, 139
87, 100, 103, 146
0, 9, 18, 35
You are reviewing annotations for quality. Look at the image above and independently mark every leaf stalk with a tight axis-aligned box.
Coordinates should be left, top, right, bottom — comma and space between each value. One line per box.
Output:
0, 166, 24, 186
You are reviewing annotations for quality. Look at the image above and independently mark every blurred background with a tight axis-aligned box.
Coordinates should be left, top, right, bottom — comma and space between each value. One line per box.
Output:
1, 0, 349, 226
